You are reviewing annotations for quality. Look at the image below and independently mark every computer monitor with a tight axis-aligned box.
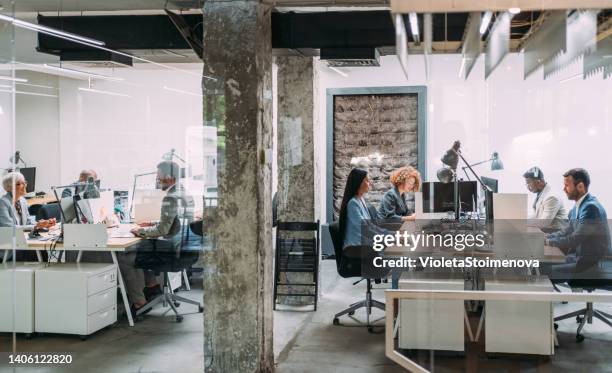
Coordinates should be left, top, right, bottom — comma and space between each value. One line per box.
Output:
481, 176, 498, 193
422, 181, 478, 213
19, 167, 36, 193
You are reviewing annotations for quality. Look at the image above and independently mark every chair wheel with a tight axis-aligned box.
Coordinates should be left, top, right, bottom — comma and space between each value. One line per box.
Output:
176, 316, 184, 323
174, 301, 181, 308
554, 323, 558, 330
79, 335, 88, 341
333, 318, 340, 326
576, 316, 584, 323
368, 326, 375, 333
348, 311, 355, 316
576, 334, 585, 343
198, 306, 204, 313
24, 333, 33, 340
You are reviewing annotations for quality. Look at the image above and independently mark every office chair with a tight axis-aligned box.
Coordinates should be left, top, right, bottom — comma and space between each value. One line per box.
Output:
554, 261, 612, 342
328, 222, 386, 332
35, 203, 62, 222
135, 211, 203, 322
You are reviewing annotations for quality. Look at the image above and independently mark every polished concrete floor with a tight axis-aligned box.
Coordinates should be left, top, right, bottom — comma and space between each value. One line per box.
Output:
2, 262, 612, 372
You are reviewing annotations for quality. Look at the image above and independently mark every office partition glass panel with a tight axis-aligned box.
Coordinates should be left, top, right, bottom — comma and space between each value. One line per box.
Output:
0, 2, 17, 362
2, 9, 207, 371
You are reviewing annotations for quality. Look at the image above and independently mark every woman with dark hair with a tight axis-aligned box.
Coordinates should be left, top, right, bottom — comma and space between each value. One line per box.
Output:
339, 168, 383, 248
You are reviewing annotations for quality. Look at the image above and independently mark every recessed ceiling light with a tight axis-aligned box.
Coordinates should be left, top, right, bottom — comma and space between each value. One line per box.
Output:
508, 7, 521, 15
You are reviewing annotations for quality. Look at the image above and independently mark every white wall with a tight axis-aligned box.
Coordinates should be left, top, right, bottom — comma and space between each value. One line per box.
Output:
315, 54, 612, 223
13, 64, 204, 193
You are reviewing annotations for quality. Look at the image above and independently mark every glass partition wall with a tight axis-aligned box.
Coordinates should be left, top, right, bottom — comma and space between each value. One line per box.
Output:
0, 10, 208, 372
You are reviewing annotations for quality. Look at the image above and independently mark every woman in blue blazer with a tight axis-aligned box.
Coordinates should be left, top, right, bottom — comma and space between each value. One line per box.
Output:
339, 168, 388, 249
378, 166, 421, 222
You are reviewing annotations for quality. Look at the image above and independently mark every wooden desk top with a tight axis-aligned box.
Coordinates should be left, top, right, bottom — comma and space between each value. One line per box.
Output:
26, 194, 57, 206
25, 224, 141, 251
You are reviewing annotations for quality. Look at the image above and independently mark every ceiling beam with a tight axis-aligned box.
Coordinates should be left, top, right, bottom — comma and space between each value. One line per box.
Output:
391, 0, 610, 13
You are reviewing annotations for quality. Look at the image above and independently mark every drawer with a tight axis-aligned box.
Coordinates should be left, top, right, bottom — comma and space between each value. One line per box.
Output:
88, 269, 117, 296
87, 287, 117, 315
87, 305, 117, 335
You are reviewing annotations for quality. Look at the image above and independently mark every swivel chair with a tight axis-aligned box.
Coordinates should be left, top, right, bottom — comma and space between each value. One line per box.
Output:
328, 222, 386, 332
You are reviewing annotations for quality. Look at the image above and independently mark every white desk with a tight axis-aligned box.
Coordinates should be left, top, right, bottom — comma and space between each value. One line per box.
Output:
2, 225, 141, 327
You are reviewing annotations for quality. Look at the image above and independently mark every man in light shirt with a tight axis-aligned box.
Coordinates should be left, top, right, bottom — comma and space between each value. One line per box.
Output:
523, 167, 568, 233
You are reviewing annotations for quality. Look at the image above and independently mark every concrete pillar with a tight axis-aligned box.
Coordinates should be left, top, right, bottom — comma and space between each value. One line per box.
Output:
201, 1, 274, 372
275, 56, 315, 222
275, 56, 317, 306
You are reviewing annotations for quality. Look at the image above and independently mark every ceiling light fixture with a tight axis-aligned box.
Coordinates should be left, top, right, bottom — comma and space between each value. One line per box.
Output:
0, 13, 105, 46
0, 89, 58, 98
78, 87, 131, 98
508, 7, 521, 15
163, 86, 203, 97
0, 75, 28, 83
328, 66, 348, 77
16, 82, 58, 90
480, 11, 493, 35
408, 13, 420, 43
42, 64, 124, 81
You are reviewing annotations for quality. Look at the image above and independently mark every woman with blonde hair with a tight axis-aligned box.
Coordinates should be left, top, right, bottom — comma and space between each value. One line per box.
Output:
378, 166, 421, 222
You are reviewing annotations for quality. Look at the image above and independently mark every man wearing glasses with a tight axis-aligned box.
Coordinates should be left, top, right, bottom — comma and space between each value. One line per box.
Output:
523, 166, 568, 232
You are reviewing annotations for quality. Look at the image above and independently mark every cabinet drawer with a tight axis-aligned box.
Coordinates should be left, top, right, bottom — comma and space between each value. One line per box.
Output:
88, 287, 117, 315
88, 269, 117, 296
87, 305, 117, 334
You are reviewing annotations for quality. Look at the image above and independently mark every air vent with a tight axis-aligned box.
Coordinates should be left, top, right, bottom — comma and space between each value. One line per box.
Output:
321, 48, 380, 67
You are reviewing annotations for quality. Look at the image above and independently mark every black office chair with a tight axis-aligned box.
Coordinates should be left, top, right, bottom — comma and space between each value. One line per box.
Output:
328, 221, 386, 332
135, 219, 203, 322
35, 203, 62, 222
554, 262, 612, 342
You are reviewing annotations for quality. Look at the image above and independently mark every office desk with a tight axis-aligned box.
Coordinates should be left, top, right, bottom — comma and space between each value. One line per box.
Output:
25, 194, 57, 206
3, 225, 141, 327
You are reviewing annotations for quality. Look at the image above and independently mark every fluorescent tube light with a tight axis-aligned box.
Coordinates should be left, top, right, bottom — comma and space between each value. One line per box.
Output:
78, 87, 131, 98
43, 64, 124, 81
559, 73, 582, 83
480, 11, 493, 35
16, 82, 58, 90
163, 86, 203, 97
328, 66, 348, 77
0, 89, 58, 98
0, 76, 28, 83
409, 13, 420, 42
0, 13, 105, 46
508, 7, 521, 15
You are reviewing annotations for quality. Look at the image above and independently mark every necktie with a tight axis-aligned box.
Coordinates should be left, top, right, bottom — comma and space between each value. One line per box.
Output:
14, 200, 22, 224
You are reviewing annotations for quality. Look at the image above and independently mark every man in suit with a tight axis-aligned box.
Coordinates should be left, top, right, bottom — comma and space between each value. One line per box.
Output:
546, 168, 611, 280
523, 166, 568, 232
61, 169, 98, 198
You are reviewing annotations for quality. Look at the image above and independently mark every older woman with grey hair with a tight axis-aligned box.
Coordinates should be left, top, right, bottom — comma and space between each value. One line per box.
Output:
0, 171, 56, 230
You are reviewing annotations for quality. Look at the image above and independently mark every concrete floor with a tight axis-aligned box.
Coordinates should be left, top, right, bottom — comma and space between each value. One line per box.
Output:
276, 261, 612, 372
2, 262, 612, 372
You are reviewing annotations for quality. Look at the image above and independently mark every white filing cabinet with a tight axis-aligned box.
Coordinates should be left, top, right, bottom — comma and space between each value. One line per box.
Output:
35, 263, 117, 337
399, 272, 465, 351
485, 276, 554, 355
0, 262, 46, 334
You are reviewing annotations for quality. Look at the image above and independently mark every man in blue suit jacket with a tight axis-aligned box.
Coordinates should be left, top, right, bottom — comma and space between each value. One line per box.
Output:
546, 168, 611, 279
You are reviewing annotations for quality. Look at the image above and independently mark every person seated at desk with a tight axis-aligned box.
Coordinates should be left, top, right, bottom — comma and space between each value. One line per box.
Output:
121, 161, 194, 315
0, 172, 56, 261
545, 168, 611, 280
523, 166, 568, 232
339, 168, 389, 249
62, 169, 98, 198
378, 166, 421, 223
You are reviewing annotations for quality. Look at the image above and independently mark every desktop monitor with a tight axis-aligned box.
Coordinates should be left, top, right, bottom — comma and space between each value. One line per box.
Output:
19, 167, 36, 193
422, 181, 478, 213
481, 176, 498, 193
